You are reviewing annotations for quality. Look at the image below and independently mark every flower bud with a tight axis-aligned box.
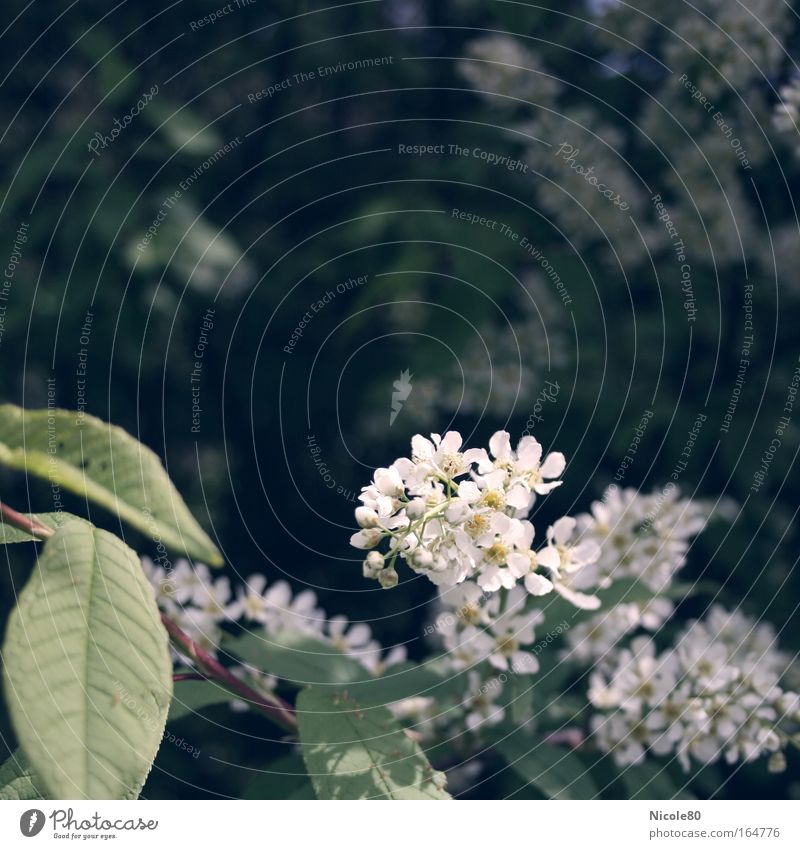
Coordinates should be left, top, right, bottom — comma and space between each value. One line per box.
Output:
363, 551, 385, 578
412, 549, 434, 570
350, 528, 383, 549
430, 555, 448, 573
406, 499, 425, 519
378, 567, 399, 589
768, 751, 787, 773
355, 506, 380, 528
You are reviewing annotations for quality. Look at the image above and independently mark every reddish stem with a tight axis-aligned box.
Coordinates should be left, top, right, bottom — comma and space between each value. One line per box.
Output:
160, 614, 297, 731
0, 499, 297, 732
0, 502, 54, 539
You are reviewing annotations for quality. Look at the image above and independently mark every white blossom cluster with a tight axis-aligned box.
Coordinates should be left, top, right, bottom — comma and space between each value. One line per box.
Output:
141, 558, 406, 675
351, 430, 603, 606
435, 584, 544, 676
588, 606, 799, 772
561, 485, 711, 663
457, 19, 793, 277
564, 597, 675, 665
458, 33, 561, 108
575, 485, 711, 591
590, 0, 791, 99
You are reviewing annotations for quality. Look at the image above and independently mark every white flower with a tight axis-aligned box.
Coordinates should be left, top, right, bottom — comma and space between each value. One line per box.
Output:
480, 431, 566, 497
462, 672, 506, 732
534, 517, 601, 609
483, 587, 543, 674
475, 512, 535, 592
326, 615, 373, 653
349, 430, 602, 609
439, 586, 542, 675
409, 431, 488, 481
588, 607, 798, 772
564, 597, 674, 663
228, 573, 270, 623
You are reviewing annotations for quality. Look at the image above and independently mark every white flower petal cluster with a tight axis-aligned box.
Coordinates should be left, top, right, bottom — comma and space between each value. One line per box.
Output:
352, 430, 602, 604
457, 34, 561, 107
559, 486, 711, 662
588, 606, 799, 771
436, 585, 544, 675
590, 0, 790, 98
576, 485, 711, 591
564, 597, 674, 665
141, 558, 406, 677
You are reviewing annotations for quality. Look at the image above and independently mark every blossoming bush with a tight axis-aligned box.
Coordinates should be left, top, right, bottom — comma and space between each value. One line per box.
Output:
0, 411, 797, 800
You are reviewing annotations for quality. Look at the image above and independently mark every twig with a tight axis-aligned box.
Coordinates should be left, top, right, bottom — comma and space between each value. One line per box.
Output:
0, 502, 55, 539
160, 614, 297, 732
0, 499, 297, 732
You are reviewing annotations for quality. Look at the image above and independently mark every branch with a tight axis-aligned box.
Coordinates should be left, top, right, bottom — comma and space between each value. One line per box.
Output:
0, 499, 297, 732
0, 502, 55, 540
160, 614, 297, 732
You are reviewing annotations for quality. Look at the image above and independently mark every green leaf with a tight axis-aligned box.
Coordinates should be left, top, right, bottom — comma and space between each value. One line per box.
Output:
0, 511, 87, 544
620, 761, 696, 800
0, 404, 222, 565
0, 750, 44, 800
540, 578, 704, 629
2, 521, 173, 799
342, 659, 469, 707
224, 630, 369, 686
296, 688, 451, 800
168, 678, 233, 722
495, 735, 598, 799
242, 754, 316, 800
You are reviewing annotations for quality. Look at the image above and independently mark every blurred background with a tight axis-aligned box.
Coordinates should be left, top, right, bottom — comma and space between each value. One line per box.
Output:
0, 0, 799, 798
